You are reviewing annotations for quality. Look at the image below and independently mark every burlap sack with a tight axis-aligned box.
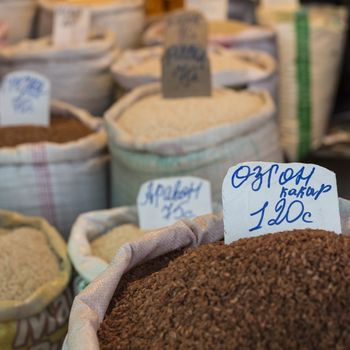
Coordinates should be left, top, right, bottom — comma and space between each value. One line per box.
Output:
38, 0, 145, 49
63, 198, 350, 350
0, 0, 36, 43
0, 209, 72, 350
0, 100, 109, 238
111, 46, 277, 100
143, 18, 276, 57
0, 31, 118, 115
258, 5, 347, 160
105, 83, 282, 206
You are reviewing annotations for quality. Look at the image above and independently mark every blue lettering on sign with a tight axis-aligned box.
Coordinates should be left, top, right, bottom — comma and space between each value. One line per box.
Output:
230, 164, 333, 232
6, 74, 48, 115
140, 180, 203, 221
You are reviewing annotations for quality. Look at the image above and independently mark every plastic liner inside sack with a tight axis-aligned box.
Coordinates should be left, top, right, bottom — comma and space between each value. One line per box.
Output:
64, 198, 350, 350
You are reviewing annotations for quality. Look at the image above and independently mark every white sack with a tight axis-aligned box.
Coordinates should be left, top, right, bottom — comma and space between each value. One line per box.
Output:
38, 0, 145, 49
0, 31, 118, 115
0, 0, 36, 43
0, 100, 109, 238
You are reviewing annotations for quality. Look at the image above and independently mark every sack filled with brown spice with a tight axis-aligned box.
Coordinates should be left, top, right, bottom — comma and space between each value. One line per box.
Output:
0, 100, 109, 237
0, 209, 72, 350
64, 198, 350, 350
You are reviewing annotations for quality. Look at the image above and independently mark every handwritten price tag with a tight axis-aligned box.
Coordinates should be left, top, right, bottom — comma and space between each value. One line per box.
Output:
53, 5, 91, 46
162, 10, 212, 98
222, 162, 341, 244
137, 177, 213, 230
0, 71, 50, 126
260, 0, 299, 7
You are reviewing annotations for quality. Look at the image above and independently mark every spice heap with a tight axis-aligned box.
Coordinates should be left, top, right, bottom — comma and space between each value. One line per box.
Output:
0, 115, 92, 148
98, 229, 350, 349
117, 89, 265, 142
91, 224, 145, 263
0, 227, 60, 301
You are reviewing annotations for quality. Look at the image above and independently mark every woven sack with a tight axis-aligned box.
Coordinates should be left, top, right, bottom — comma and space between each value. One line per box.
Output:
0, 31, 118, 115
63, 198, 350, 350
105, 83, 283, 206
0, 209, 72, 350
0, 100, 109, 238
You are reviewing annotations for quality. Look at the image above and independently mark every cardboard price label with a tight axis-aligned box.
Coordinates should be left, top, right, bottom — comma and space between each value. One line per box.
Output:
260, 0, 299, 7
53, 5, 91, 46
137, 176, 213, 231
162, 10, 212, 98
222, 162, 341, 244
0, 71, 50, 126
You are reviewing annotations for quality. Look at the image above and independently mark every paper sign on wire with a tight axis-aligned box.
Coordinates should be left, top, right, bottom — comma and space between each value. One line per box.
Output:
222, 162, 341, 244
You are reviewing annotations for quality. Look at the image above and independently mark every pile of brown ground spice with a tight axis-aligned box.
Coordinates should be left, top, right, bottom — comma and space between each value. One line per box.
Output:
0, 114, 93, 147
98, 229, 350, 350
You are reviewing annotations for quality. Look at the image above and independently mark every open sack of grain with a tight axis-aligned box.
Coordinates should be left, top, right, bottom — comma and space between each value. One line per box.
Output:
0, 0, 36, 43
38, 0, 145, 49
0, 210, 72, 350
68, 203, 222, 293
111, 45, 277, 100
105, 83, 282, 206
64, 198, 350, 349
0, 31, 118, 115
0, 100, 109, 237
258, 5, 348, 161
143, 18, 276, 56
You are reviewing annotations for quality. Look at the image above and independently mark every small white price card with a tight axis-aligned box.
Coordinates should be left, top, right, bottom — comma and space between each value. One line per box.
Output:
53, 5, 91, 46
137, 176, 213, 231
222, 162, 341, 244
0, 71, 50, 126
185, 0, 228, 20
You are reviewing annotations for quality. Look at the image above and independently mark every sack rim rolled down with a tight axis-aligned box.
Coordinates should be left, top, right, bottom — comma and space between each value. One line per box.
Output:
0, 99, 107, 165
104, 83, 276, 156
0, 209, 72, 322
63, 198, 350, 350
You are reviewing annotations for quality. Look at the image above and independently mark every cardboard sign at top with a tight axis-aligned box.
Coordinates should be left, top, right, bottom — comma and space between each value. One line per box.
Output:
162, 10, 212, 98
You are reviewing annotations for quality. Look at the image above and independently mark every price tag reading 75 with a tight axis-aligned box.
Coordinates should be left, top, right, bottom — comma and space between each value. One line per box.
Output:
222, 162, 341, 244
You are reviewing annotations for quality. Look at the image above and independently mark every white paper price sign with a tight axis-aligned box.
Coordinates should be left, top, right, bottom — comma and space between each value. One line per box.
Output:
137, 177, 213, 230
0, 71, 50, 126
222, 162, 341, 244
185, 0, 228, 20
53, 5, 91, 46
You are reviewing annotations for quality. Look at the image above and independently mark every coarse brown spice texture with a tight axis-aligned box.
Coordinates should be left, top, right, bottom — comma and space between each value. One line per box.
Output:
98, 229, 350, 350
0, 115, 93, 147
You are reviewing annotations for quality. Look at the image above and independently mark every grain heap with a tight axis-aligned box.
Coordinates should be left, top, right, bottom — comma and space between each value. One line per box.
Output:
116, 89, 265, 143
0, 115, 93, 148
98, 229, 350, 349
91, 224, 145, 263
0, 227, 61, 301
125, 48, 259, 77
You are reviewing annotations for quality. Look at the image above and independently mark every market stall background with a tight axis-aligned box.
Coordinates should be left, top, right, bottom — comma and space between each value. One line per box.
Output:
0, 0, 350, 349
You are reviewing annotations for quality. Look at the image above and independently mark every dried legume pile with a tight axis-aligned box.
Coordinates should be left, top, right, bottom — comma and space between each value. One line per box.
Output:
98, 229, 350, 350
0, 114, 92, 147
117, 89, 264, 142
91, 224, 145, 263
0, 227, 61, 301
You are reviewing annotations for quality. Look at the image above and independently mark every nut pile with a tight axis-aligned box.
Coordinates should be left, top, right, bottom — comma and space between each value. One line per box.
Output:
91, 224, 145, 263
0, 115, 92, 147
98, 229, 350, 349
0, 227, 61, 301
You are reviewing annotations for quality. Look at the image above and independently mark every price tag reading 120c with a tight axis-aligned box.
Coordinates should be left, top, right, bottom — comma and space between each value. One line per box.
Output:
222, 162, 341, 244
137, 176, 213, 231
